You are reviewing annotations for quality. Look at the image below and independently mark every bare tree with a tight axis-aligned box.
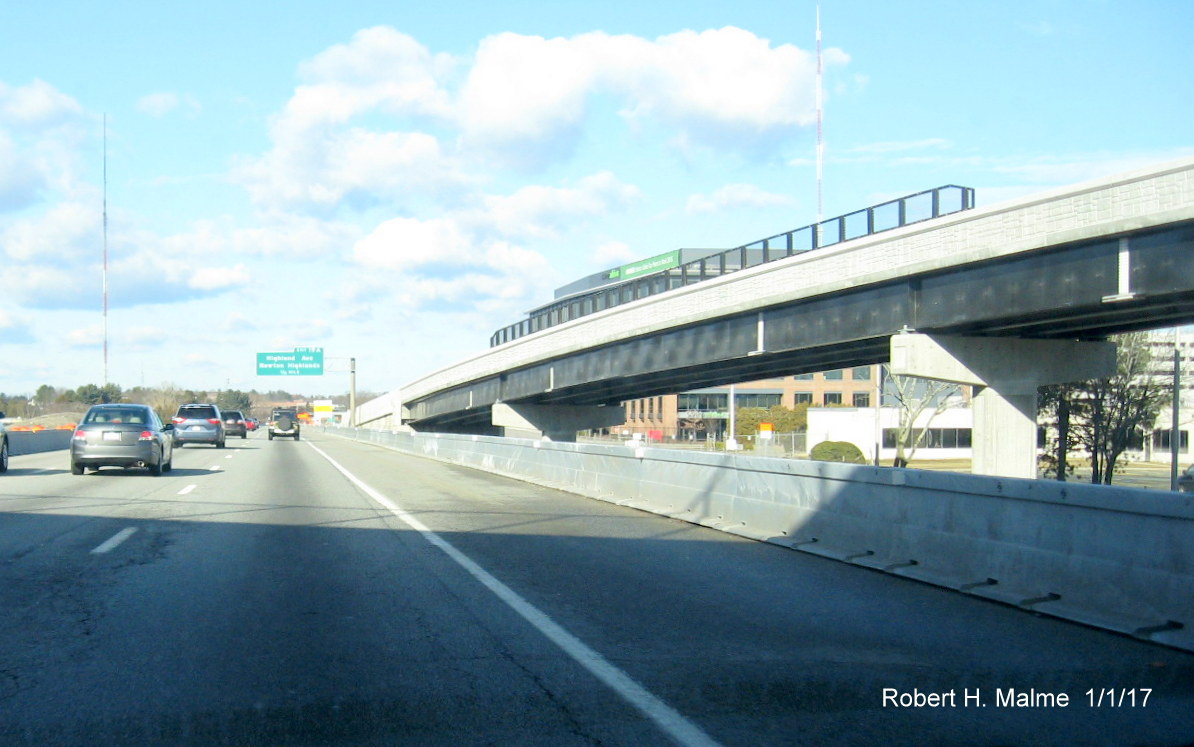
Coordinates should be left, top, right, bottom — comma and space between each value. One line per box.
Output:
884, 365, 964, 468
1067, 332, 1171, 484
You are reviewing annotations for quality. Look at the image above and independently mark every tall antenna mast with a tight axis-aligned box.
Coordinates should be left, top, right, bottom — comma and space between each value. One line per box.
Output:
815, 2, 824, 227
103, 115, 109, 385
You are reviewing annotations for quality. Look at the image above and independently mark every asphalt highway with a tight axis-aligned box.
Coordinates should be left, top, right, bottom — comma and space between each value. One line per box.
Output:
1, 430, 1192, 745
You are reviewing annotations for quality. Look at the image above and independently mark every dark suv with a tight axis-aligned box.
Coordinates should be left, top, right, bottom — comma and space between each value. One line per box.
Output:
172, 403, 226, 448
268, 409, 301, 441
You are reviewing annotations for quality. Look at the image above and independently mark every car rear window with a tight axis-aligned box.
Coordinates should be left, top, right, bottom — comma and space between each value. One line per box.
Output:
85, 408, 148, 425
178, 406, 217, 419
224, 411, 244, 419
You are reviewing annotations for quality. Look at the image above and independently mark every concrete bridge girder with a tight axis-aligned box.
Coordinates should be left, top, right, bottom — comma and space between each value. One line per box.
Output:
491, 402, 626, 442
889, 334, 1118, 479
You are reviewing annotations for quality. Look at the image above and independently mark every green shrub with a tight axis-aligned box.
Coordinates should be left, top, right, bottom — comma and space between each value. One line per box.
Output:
809, 440, 867, 464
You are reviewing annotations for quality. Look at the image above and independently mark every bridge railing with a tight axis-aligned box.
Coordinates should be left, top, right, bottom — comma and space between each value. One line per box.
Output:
489, 184, 975, 347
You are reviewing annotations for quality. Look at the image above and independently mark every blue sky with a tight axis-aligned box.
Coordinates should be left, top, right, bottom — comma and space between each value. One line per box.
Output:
0, 1, 1190, 398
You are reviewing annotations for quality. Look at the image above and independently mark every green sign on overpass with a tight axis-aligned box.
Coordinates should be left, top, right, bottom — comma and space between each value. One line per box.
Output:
256, 347, 324, 376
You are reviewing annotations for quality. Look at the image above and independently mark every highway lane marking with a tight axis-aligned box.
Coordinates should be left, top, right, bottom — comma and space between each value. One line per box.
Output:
91, 527, 138, 554
179, 485, 197, 495
307, 442, 722, 747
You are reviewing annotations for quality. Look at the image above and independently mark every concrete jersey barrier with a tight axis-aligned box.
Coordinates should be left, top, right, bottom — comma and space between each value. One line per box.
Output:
6, 429, 74, 456
329, 426, 1194, 653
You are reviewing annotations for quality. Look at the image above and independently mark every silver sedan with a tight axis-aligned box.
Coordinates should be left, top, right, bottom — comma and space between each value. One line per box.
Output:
71, 404, 175, 476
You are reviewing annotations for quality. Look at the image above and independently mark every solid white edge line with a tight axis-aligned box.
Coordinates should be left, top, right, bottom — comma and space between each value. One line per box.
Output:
91, 527, 138, 554
306, 442, 721, 747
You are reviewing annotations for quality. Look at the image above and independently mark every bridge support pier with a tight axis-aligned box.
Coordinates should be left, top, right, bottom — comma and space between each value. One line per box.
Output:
890, 334, 1117, 479
491, 402, 626, 442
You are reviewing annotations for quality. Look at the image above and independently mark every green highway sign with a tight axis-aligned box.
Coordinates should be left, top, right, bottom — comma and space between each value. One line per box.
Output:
607, 250, 681, 282
256, 348, 324, 376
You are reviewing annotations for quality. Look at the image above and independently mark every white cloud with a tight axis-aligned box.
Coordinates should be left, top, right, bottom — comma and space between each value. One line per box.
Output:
0, 79, 84, 129
353, 216, 471, 271
189, 263, 250, 291
459, 27, 848, 160
348, 217, 553, 314
238, 25, 842, 212
137, 91, 201, 118
0, 307, 35, 344
223, 312, 257, 332
236, 124, 468, 212
686, 183, 797, 214
458, 31, 605, 149
120, 325, 169, 347
229, 213, 361, 258
617, 27, 830, 133
293, 26, 454, 126
1, 200, 97, 261
478, 171, 641, 239
0, 131, 47, 211
592, 240, 636, 268
67, 323, 104, 348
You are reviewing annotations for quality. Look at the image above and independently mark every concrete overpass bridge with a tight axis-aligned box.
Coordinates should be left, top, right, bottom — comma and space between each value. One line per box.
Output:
358, 157, 1194, 478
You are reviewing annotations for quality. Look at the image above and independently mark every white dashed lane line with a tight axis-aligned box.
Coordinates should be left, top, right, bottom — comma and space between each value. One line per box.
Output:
179, 484, 196, 495
91, 527, 138, 554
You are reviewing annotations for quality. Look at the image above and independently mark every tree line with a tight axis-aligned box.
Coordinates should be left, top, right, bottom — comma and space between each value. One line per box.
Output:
0, 384, 375, 423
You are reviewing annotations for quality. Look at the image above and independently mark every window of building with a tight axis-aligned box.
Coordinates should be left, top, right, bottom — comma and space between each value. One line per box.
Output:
883, 428, 974, 449
823, 370, 844, 380
735, 393, 782, 409
794, 373, 814, 381
1152, 430, 1188, 452
677, 393, 729, 411
793, 392, 813, 405
853, 392, 870, 407
824, 392, 843, 405
852, 366, 872, 381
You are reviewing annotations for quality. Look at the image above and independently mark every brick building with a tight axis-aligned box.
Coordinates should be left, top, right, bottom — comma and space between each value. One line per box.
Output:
617, 364, 882, 441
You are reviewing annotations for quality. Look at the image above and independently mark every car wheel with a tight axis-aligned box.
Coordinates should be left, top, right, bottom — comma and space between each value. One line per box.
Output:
149, 458, 163, 476
268, 433, 274, 440
176, 442, 185, 449
0, 438, 8, 473
71, 461, 84, 475
217, 439, 226, 449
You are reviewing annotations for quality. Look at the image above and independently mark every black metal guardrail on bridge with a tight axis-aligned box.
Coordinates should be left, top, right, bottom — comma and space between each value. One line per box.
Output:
490, 185, 976, 347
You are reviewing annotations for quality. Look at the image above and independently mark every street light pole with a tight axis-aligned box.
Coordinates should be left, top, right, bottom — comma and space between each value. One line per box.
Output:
1172, 343, 1181, 490
350, 357, 357, 428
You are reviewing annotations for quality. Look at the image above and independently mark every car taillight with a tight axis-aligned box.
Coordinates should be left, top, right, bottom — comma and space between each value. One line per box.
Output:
73, 429, 86, 440
172, 417, 185, 424
207, 418, 221, 425
138, 430, 155, 441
